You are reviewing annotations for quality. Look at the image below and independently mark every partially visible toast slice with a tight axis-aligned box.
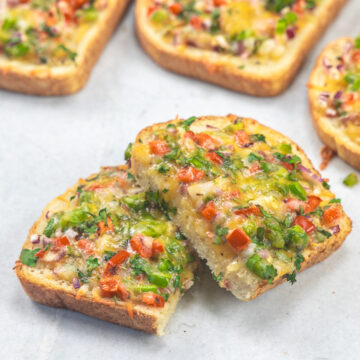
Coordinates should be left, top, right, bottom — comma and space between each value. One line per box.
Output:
15, 165, 197, 335
0, 0, 130, 96
136, 0, 347, 96
131, 115, 352, 300
308, 36, 360, 170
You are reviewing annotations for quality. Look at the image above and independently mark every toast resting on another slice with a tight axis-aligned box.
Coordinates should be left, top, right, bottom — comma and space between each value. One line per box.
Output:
308, 36, 360, 170
0, 0, 130, 96
131, 115, 351, 301
136, 0, 347, 96
15, 165, 197, 335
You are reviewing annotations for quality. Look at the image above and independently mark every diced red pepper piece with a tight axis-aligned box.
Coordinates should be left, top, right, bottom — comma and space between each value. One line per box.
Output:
77, 239, 94, 255
235, 130, 250, 147
213, 0, 227, 5
205, 152, 223, 164
177, 166, 205, 183
234, 206, 261, 217
249, 163, 261, 174
189, 15, 202, 30
103, 250, 130, 276
281, 161, 294, 172
226, 228, 250, 252
352, 50, 360, 63
130, 234, 153, 258
292, 215, 316, 234
149, 140, 170, 155
98, 217, 114, 236
225, 190, 241, 200
152, 241, 164, 255
322, 206, 341, 225
142, 292, 165, 307
55, 236, 70, 247
100, 277, 129, 300
200, 201, 217, 221
169, 2, 182, 14
194, 133, 219, 150
307, 195, 322, 213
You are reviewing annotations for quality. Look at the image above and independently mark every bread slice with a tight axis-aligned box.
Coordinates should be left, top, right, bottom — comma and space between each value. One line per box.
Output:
308, 36, 360, 170
0, 0, 130, 96
135, 0, 347, 96
15, 165, 197, 335
131, 114, 352, 300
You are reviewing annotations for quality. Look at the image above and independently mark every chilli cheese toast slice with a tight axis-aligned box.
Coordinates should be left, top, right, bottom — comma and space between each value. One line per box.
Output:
0, 0, 130, 95
131, 115, 351, 301
15, 165, 197, 335
135, 0, 347, 96
308, 35, 360, 170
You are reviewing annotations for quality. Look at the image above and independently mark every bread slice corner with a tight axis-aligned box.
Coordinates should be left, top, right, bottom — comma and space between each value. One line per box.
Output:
0, 0, 130, 96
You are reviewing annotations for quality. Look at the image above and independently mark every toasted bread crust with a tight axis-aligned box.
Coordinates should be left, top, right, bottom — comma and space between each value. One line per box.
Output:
0, 0, 130, 96
131, 115, 352, 300
135, 0, 347, 96
14, 167, 183, 335
308, 37, 360, 171
15, 263, 162, 334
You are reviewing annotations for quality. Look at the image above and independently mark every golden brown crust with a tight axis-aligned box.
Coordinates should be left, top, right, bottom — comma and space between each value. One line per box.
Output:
309, 38, 360, 170
0, 0, 131, 96
135, 0, 347, 97
131, 115, 352, 300
15, 263, 160, 334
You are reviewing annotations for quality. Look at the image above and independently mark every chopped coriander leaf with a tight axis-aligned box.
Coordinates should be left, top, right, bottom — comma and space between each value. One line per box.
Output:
20, 248, 41, 267
127, 171, 135, 180
285, 271, 296, 284
157, 163, 170, 174
182, 116, 196, 131
329, 198, 341, 204
212, 272, 223, 282
57, 44, 77, 61
213, 225, 228, 244
343, 173, 358, 187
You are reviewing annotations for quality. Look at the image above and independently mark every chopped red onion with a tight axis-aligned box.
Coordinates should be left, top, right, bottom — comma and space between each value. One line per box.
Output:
286, 28, 295, 39
73, 278, 80, 289
334, 91, 343, 100
45, 211, 50, 219
330, 225, 340, 234
258, 249, 269, 259
297, 164, 325, 183
30, 234, 40, 244
179, 183, 188, 196
7, 0, 19, 7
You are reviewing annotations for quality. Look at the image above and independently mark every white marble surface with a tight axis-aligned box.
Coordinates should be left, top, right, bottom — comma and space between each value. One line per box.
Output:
1, 1, 360, 359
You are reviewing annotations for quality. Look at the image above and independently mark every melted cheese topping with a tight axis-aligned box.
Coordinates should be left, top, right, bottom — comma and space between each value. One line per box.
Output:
147, 0, 320, 62
20, 166, 196, 307
0, 0, 105, 65
134, 115, 343, 283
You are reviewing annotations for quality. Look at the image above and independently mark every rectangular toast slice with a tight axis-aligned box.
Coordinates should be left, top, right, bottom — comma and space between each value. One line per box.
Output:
308, 36, 360, 170
131, 115, 351, 300
0, 0, 130, 96
136, 0, 347, 96
15, 165, 197, 335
